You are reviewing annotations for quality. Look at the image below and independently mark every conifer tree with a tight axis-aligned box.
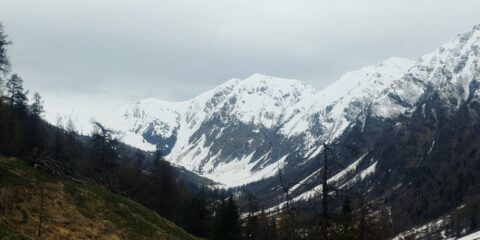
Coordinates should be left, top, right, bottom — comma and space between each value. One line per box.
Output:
225, 195, 241, 239
30, 92, 44, 117
0, 23, 11, 74
340, 197, 354, 239
65, 117, 77, 134
245, 192, 258, 240
212, 195, 241, 240
183, 189, 211, 238
6, 73, 28, 110
134, 149, 144, 175
256, 209, 277, 240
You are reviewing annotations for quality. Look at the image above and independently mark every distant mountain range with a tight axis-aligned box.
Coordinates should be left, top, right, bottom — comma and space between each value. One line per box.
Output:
96, 57, 414, 186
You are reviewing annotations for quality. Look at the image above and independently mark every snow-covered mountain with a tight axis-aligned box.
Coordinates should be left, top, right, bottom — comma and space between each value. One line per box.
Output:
96, 57, 415, 187
374, 24, 480, 120
97, 24, 480, 191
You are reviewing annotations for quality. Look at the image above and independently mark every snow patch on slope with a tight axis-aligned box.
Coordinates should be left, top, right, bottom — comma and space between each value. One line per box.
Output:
205, 153, 289, 187
457, 230, 480, 240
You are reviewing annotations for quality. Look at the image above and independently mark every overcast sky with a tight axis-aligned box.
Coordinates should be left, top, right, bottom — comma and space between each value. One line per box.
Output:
1, 0, 480, 129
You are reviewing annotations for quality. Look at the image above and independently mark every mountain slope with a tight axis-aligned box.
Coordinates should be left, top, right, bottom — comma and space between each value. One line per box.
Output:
373, 24, 480, 120
97, 58, 414, 187
0, 157, 201, 240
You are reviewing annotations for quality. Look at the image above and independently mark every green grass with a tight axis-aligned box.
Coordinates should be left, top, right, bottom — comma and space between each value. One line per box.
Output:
0, 223, 30, 240
0, 157, 203, 240
63, 181, 200, 239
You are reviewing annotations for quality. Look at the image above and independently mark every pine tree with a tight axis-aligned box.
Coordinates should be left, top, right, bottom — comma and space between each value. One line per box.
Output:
0, 23, 11, 75
212, 195, 241, 240
245, 192, 258, 240
30, 92, 44, 117
340, 197, 354, 240
256, 209, 277, 240
0, 23, 11, 102
225, 195, 241, 239
153, 148, 162, 169
0, 73, 5, 101
0, 76, 4, 100
142, 148, 183, 222
6, 74, 28, 111
183, 190, 211, 238
134, 150, 144, 174
65, 117, 77, 134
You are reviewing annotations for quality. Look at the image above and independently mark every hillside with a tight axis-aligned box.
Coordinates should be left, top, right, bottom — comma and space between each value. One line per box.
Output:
0, 157, 201, 240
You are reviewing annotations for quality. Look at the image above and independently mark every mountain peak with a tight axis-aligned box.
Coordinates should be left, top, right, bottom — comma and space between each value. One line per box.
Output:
242, 73, 307, 87
319, 57, 414, 104
377, 57, 415, 69
245, 72, 273, 79
421, 24, 480, 65
472, 23, 480, 31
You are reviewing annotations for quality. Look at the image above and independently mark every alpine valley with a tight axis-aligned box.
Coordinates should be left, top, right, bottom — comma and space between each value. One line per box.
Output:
83, 25, 480, 238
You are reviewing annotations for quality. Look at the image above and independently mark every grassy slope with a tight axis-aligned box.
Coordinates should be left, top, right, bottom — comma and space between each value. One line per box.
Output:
0, 157, 202, 240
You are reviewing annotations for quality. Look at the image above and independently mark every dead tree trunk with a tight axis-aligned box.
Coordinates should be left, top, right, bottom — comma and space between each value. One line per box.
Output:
321, 143, 329, 239
37, 185, 44, 238
277, 167, 296, 239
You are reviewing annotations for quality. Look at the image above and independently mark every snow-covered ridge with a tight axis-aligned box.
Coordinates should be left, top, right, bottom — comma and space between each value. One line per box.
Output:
374, 24, 480, 118
95, 25, 480, 187
96, 57, 414, 186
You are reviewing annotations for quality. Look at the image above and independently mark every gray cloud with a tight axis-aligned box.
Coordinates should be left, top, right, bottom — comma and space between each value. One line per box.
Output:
1, 0, 480, 123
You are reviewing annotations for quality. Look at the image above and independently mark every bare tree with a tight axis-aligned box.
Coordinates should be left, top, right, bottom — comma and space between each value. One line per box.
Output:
321, 143, 330, 239
90, 121, 119, 187
37, 182, 45, 237
276, 165, 297, 239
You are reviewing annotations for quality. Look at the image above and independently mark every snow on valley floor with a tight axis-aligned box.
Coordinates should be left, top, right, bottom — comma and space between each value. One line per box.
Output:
457, 230, 480, 240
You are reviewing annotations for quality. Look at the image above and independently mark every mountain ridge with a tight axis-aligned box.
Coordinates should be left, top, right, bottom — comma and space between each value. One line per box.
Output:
95, 24, 480, 190
96, 56, 414, 186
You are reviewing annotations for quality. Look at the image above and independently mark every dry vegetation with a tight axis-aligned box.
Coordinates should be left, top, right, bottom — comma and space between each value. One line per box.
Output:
0, 157, 201, 240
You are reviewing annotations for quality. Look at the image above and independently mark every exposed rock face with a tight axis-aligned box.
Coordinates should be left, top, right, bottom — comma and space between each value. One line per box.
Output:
99, 58, 415, 186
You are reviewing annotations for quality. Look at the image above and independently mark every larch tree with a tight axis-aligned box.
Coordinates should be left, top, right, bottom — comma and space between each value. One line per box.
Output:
90, 121, 119, 186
